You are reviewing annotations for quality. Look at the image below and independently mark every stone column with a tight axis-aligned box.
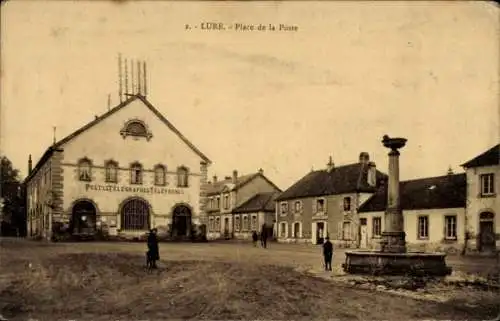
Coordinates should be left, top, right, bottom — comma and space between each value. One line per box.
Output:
381, 135, 407, 253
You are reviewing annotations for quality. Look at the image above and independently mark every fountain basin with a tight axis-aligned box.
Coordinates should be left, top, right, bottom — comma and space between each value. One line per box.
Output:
342, 250, 452, 277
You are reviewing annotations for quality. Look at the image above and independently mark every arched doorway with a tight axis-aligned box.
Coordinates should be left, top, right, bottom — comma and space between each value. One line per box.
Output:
71, 200, 97, 235
171, 205, 192, 238
479, 212, 496, 252
120, 198, 150, 231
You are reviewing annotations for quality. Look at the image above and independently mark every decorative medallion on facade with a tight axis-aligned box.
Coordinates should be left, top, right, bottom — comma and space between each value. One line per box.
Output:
120, 119, 153, 141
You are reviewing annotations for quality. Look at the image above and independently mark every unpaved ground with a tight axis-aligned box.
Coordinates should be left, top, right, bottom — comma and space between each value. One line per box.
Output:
0, 239, 499, 320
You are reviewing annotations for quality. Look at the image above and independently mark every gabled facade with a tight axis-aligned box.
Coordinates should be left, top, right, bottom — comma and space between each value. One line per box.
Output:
232, 192, 280, 240
461, 144, 499, 252
275, 153, 387, 246
25, 94, 211, 240
204, 169, 281, 240
358, 173, 467, 253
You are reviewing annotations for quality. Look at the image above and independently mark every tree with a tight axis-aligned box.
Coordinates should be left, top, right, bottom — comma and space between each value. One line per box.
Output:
0, 156, 25, 236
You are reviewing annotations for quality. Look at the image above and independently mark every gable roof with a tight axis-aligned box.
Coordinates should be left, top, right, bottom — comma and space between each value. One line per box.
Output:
461, 144, 499, 168
232, 192, 280, 214
275, 163, 387, 202
358, 173, 466, 213
24, 95, 211, 184
204, 172, 281, 196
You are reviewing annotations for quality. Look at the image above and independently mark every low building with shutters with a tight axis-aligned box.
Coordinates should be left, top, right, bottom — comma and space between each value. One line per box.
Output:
24, 94, 211, 241
204, 170, 281, 240
275, 153, 387, 246
232, 191, 280, 240
358, 173, 467, 254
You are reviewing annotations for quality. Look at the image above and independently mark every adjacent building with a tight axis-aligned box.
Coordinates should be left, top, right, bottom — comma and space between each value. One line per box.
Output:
204, 170, 281, 240
461, 144, 499, 253
275, 153, 387, 246
25, 94, 211, 240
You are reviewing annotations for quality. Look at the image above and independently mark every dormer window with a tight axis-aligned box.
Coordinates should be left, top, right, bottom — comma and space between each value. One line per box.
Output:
130, 162, 143, 185
120, 119, 153, 141
78, 158, 92, 182
104, 160, 118, 183
154, 164, 166, 186
177, 166, 189, 187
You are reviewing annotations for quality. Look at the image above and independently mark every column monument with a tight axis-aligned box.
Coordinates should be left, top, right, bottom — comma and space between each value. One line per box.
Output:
342, 135, 452, 276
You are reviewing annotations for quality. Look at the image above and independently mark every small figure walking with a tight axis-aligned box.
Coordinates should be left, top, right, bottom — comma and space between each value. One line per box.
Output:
260, 224, 268, 249
252, 230, 258, 247
146, 228, 160, 269
322, 236, 333, 271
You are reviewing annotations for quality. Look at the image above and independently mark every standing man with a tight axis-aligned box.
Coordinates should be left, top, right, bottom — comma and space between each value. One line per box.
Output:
322, 236, 333, 271
147, 228, 160, 269
260, 224, 268, 248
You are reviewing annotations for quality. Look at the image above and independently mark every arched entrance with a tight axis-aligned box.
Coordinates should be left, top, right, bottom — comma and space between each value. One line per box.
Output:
479, 212, 496, 252
71, 200, 97, 235
171, 205, 192, 238
120, 198, 150, 231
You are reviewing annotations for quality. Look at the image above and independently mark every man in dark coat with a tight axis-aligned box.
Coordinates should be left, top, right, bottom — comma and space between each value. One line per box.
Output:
260, 224, 268, 248
322, 236, 333, 271
147, 228, 160, 269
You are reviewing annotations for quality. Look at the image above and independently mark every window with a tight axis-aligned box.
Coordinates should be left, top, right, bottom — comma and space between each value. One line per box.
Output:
121, 198, 149, 230
216, 197, 220, 209
280, 202, 288, 215
209, 217, 214, 231
223, 194, 230, 209
342, 221, 351, 240
417, 216, 429, 239
105, 161, 118, 183
130, 162, 143, 185
280, 222, 287, 238
294, 201, 302, 213
78, 158, 92, 181
154, 165, 166, 186
209, 198, 215, 209
177, 166, 189, 187
316, 198, 325, 212
234, 216, 241, 232
120, 120, 153, 140
293, 222, 301, 238
242, 216, 249, 231
444, 215, 457, 240
251, 215, 257, 230
215, 217, 221, 231
480, 174, 495, 196
343, 197, 351, 211
372, 217, 381, 237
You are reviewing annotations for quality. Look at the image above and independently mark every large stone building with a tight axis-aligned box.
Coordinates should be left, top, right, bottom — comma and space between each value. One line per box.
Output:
275, 153, 387, 245
25, 94, 211, 240
204, 170, 281, 240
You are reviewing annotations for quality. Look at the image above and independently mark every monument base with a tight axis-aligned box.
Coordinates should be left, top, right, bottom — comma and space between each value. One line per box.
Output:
342, 250, 452, 277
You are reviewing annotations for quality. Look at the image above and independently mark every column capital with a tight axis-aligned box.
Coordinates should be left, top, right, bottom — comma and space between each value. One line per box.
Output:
388, 149, 400, 156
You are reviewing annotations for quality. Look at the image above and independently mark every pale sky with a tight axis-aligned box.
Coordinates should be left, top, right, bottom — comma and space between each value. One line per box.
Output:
1, 1, 499, 190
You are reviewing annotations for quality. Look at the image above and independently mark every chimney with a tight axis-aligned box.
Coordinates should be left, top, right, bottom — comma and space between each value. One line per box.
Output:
367, 161, 377, 187
213, 175, 218, 183
359, 152, 370, 164
232, 170, 238, 184
28, 154, 33, 174
258, 168, 264, 175
326, 156, 335, 172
